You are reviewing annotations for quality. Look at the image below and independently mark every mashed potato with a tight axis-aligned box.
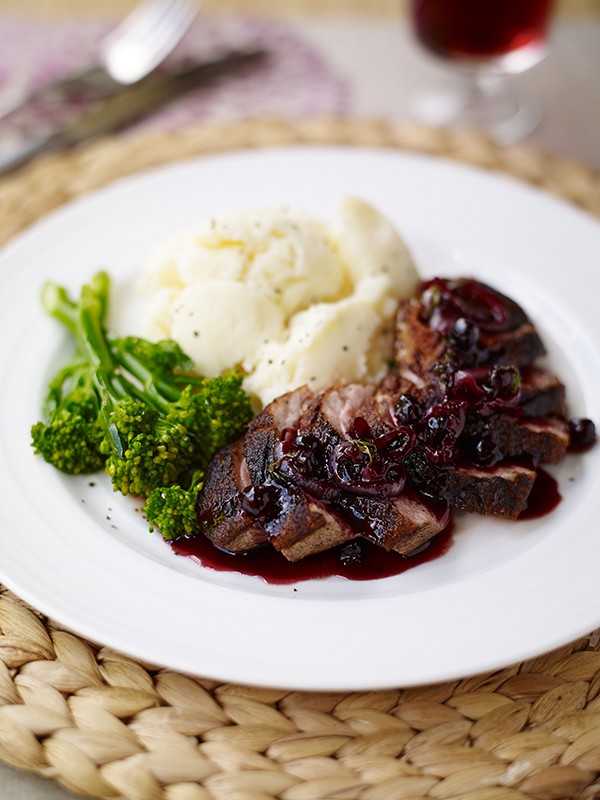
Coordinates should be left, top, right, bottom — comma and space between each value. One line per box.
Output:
139, 196, 420, 407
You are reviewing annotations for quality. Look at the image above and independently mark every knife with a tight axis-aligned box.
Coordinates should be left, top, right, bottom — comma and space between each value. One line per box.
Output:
0, 49, 267, 176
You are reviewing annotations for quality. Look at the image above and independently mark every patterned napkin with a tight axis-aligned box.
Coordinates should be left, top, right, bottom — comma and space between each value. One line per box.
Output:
0, 13, 350, 147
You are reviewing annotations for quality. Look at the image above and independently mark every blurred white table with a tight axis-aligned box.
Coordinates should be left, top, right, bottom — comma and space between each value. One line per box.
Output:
0, 9, 599, 800
300, 15, 600, 167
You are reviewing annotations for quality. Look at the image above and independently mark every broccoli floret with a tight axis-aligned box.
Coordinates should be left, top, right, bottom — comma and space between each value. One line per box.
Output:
32, 270, 253, 541
109, 328, 253, 469
113, 335, 195, 379
30, 278, 112, 475
31, 354, 106, 474
103, 398, 197, 497
144, 472, 203, 540
171, 373, 253, 467
31, 414, 105, 474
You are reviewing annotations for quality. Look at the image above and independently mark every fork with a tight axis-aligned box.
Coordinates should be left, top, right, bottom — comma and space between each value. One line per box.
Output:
100, 0, 198, 84
0, 0, 198, 118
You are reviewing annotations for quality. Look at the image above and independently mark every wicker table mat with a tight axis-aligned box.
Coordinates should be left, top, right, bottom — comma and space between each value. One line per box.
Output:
2, 118, 600, 800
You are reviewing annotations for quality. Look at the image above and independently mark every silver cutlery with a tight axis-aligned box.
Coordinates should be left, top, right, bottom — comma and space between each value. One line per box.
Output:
99, 0, 198, 84
0, 49, 267, 177
0, 0, 198, 120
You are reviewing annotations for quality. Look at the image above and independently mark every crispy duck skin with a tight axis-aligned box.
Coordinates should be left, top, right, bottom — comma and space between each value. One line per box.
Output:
197, 373, 568, 558
519, 366, 567, 418
197, 374, 561, 559
378, 369, 570, 466
310, 385, 449, 554
479, 415, 569, 465
198, 382, 450, 561
394, 294, 546, 386
404, 450, 537, 518
198, 387, 360, 561
245, 387, 358, 559
195, 437, 267, 553
196, 278, 579, 564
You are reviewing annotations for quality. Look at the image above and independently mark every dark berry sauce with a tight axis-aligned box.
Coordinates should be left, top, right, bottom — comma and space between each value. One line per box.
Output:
519, 468, 561, 520
185, 277, 594, 585
395, 363, 523, 470
420, 277, 526, 336
172, 523, 454, 585
568, 417, 597, 452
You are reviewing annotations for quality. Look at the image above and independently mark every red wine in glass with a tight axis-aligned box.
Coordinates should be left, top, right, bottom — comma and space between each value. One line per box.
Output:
412, 0, 554, 66
407, 0, 556, 143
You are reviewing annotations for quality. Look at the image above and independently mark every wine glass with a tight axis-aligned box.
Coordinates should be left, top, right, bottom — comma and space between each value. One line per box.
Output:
406, 0, 556, 145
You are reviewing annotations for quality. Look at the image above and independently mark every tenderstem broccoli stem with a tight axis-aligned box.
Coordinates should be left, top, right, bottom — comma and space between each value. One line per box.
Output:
42, 284, 78, 333
107, 335, 208, 402
75, 284, 135, 456
42, 271, 110, 335
74, 277, 167, 458
108, 342, 179, 410
78, 286, 115, 372
42, 274, 122, 412
69, 279, 166, 412
42, 273, 204, 413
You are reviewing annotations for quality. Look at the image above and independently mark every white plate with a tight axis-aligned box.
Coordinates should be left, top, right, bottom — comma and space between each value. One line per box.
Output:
1, 147, 599, 691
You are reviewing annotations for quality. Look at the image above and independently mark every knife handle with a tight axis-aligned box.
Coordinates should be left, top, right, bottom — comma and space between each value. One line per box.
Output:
0, 67, 116, 124
0, 133, 61, 177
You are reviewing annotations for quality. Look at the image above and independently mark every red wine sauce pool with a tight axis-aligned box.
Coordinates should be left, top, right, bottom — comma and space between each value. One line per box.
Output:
174, 467, 564, 584
519, 467, 561, 520
171, 524, 454, 585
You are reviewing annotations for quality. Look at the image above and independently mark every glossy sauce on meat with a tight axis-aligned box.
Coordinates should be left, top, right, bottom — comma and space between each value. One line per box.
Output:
190, 277, 596, 582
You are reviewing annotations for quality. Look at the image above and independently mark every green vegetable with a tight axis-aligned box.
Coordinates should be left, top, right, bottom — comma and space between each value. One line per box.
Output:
31, 271, 253, 540
143, 469, 204, 540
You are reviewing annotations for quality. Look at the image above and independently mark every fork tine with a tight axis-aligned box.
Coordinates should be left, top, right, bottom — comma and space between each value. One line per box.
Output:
0, 0, 199, 122
104, 0, 190, 46
132, 2, 197, 57
101, 0, 197, 84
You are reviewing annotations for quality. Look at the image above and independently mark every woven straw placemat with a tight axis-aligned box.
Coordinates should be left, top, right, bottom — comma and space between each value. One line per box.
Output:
4, 0, 600, 18
2, 118, 600, 800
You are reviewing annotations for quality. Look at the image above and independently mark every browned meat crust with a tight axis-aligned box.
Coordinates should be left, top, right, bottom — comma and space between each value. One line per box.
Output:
394, 287, 546, 385
196, 277, 583, 564
196, 438, 267, 553
519, 366, 567, 418
404, 450, 536, 518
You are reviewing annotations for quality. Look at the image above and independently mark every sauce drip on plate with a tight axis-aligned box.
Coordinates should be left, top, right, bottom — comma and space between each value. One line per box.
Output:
172, 524, 454, 585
